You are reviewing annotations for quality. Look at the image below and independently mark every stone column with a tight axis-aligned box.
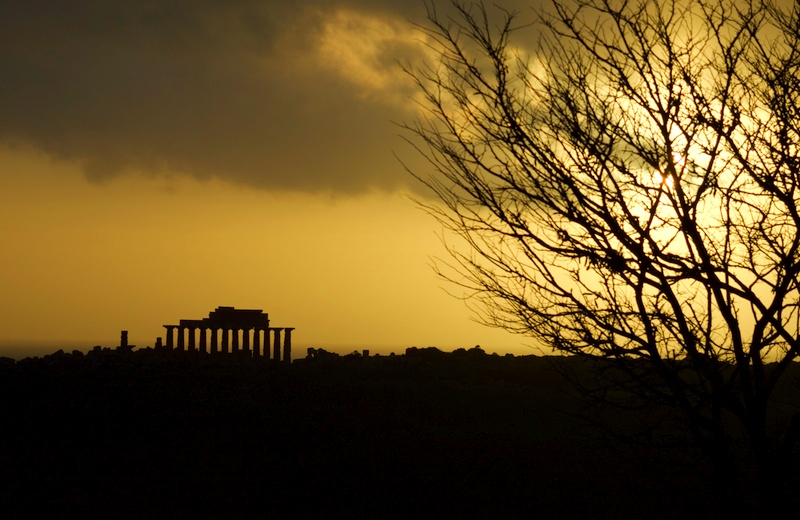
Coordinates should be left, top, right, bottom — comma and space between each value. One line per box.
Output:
232, 328, 240, 352
242, 328, 250, 355
188, 327, 196, 352
210, 328, 218, 354
253, 328, 262, 357
272, 328, 282, 361
264, 329, 272, 359
283, 328, 294, 363
164, 326, 175, 350
199, 328, 207, 353
177, 327, 185, 351
221, 328, 229, 353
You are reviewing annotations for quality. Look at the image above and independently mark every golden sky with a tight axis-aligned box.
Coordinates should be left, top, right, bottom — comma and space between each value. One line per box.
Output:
0, 0, 538, 358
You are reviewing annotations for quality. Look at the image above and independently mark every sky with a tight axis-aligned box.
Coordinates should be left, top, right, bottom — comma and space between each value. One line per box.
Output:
0, 0, 543, 358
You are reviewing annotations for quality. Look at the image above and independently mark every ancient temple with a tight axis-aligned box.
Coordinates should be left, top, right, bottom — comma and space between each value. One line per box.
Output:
162, 306, 295, 362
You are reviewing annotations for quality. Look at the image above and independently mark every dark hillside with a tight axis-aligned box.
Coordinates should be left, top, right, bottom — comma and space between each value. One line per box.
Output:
3, 347, 794, 518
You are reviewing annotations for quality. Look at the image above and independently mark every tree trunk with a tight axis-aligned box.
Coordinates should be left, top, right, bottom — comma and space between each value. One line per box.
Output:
751, 439, 790, 520
707, 441, 751, 519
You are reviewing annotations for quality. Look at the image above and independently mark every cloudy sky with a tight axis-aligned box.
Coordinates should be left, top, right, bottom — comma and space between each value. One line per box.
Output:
0, 0, 540, 357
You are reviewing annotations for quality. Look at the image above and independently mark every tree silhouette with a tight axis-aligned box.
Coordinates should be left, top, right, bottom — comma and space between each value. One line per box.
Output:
405, 0, 800, 516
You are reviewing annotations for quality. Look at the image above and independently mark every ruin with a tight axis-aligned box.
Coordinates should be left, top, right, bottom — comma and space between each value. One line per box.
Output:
162, 307, 295, 362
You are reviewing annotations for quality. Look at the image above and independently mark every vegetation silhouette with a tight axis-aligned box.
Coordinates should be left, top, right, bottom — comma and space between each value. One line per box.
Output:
3, 343, 799, 518
403, 0, 800, 516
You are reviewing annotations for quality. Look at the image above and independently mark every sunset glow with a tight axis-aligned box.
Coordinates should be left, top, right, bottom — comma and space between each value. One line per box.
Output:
0, 0, 533, 358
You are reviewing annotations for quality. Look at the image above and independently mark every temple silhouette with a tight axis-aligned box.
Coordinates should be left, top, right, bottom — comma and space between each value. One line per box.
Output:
160, 306, 295, 362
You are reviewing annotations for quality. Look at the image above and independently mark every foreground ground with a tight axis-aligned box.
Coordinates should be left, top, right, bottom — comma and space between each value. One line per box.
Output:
1, 346, 794, 519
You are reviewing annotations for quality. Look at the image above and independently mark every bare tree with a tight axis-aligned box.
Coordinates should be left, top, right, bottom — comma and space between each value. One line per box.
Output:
404, 0, 800, 516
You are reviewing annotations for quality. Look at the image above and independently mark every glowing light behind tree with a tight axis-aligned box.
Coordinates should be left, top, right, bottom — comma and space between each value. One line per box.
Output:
405, 1, 800, 514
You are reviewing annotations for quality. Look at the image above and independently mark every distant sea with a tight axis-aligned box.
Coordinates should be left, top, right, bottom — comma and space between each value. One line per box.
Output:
0, 340, 109, 360
0, 340, 397, 361
0, 340, 524, 361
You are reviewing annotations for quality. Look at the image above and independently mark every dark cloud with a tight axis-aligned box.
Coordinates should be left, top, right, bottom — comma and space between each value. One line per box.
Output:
0, 0, 437, 193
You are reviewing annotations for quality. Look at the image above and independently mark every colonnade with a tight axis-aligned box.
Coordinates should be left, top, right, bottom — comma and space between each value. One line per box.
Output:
163, 325, 294, 362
